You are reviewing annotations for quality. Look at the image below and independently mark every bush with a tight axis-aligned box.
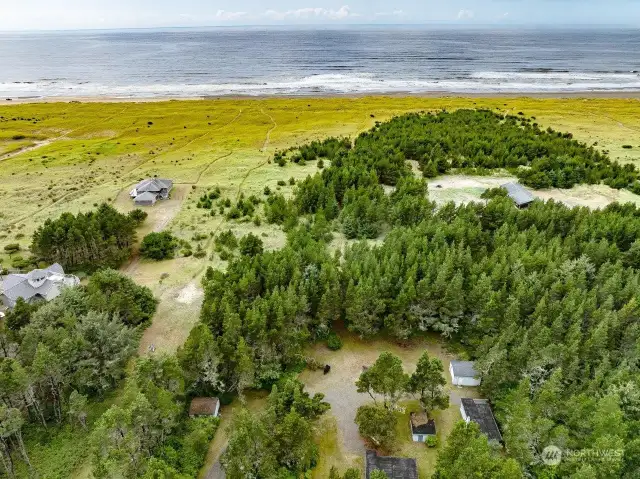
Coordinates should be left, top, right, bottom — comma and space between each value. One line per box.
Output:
239, 233, 264, 257
4, 243, 20, 254
425, 435, 438, 448
193, 245, 207, 259
140, 232, 178, 260
623, 145, 633, 149
128, 209, 148, 225
277, 180, 287, 187
263, 186, 272, 196
289, 177, 296, 186
327, 332, 343, 351
215, 230, 238, 250
11, 134, 26, 140
480, 187, 508, 200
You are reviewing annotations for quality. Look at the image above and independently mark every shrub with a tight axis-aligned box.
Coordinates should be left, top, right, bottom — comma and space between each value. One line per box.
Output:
140, 232, 178, 260
327, 332, 343, 351
263, 186, 272, 196
277, 180, 287, 187
215, 230, 238, 250
4, 243, 20, 255
11, 134, 26, 140
219, 249, 233, 261
11, 256, 32, 269
239, 233, 264, 257
480, 187, 508, 200
623, 145, 633, 149
289, 177, 296, 185
426, 435, 438, 448
193, 245, 207, 259
128, 209, 148, 225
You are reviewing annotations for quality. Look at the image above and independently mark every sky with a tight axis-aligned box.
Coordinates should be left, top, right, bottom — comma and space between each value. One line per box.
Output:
1, 0, 640, 31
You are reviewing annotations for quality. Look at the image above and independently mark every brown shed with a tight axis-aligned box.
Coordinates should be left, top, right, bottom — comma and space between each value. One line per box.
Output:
189, 397, 220, 418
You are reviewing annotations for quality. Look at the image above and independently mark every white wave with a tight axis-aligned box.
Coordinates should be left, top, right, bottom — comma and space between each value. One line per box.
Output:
2, 72, 640, 98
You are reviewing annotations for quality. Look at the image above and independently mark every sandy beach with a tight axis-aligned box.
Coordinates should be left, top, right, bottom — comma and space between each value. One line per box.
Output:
2, 90, 640, 105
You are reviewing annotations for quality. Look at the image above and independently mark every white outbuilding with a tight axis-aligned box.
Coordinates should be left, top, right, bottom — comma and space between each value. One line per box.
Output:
449, 360, 481, 387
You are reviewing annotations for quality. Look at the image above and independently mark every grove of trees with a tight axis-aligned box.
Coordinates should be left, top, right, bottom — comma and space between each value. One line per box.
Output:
30, 204, 146, 272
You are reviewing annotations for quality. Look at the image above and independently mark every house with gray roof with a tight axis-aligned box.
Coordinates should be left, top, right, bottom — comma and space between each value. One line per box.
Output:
130, 178, 173, 206
0, 264, 79, 309
460, 398, 503, 444
366, 450, 418, 479
502, 182, 535, 208
449, 360, 481, 387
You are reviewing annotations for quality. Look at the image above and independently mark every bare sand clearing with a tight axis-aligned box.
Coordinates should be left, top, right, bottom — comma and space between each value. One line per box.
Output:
427, 175, 640, 209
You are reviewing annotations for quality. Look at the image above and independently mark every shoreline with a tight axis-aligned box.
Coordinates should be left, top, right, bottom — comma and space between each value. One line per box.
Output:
2, 90, 640, 105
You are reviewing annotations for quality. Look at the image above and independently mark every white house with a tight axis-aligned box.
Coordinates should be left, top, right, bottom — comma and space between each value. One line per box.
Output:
410, 412, 436, 443
449, 360, 481, 387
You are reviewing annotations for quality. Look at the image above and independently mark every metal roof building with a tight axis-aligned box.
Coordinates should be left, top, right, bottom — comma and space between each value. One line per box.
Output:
460, 398, 503, 443
366, 450, 418, 479
502, 182, 535, 208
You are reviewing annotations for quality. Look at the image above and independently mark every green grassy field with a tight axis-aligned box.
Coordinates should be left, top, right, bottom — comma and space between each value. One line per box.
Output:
1, 97, 639, 271
1, 96, 639, 478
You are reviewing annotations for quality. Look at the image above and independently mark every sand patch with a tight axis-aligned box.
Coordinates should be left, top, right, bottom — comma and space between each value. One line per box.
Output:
176, 282, 204, 305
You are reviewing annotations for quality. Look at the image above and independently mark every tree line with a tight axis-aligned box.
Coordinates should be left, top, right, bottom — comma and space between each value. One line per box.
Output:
30, 204, 147, 272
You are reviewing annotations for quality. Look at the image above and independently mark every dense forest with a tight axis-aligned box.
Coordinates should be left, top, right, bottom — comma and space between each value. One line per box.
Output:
187, 111, 640, 477
30, 204, 146, 272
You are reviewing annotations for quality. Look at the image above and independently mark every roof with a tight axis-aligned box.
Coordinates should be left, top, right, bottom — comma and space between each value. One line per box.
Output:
189, 397, 220, 416
461, 398, 503, 443
366, 451, 418, 479
502, 182, 535, 207
134, 191, 158, 203
1, 264, 79, 307
450, 360, 479, 379
135, 178, 173, 193
410, 412, 436, 435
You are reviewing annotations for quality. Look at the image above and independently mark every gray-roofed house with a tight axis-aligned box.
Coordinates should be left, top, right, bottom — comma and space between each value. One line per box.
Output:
0, 264, 80, 309
130, 178, 173, 206
460, 398, 503, 443
502, 182, 535, 208
410, 411, 436, 443
366, 450, 418, 479
449, 360, 481, 387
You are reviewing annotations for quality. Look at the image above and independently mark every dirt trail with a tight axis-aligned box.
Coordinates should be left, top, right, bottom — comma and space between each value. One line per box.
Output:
233, 109, 276, 201
0, 139, 55, 162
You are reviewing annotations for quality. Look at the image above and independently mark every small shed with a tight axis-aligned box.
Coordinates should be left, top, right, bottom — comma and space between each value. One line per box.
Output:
450, 360, 481, 387
460, 398, 503, 443
365, 450, 418, 479
410, 412, 436, 442
502, 182, 535, 208
189, 397, 220, 418
134, 191, 158, 207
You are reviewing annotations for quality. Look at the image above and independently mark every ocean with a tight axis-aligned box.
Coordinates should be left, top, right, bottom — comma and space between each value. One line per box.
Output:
1, 26, 639, 98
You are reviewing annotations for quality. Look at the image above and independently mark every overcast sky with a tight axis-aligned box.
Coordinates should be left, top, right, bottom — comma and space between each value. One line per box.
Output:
1, 0, 640, 31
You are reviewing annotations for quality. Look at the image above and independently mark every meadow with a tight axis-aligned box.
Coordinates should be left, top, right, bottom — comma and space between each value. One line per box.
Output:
1, 96, 639, 478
